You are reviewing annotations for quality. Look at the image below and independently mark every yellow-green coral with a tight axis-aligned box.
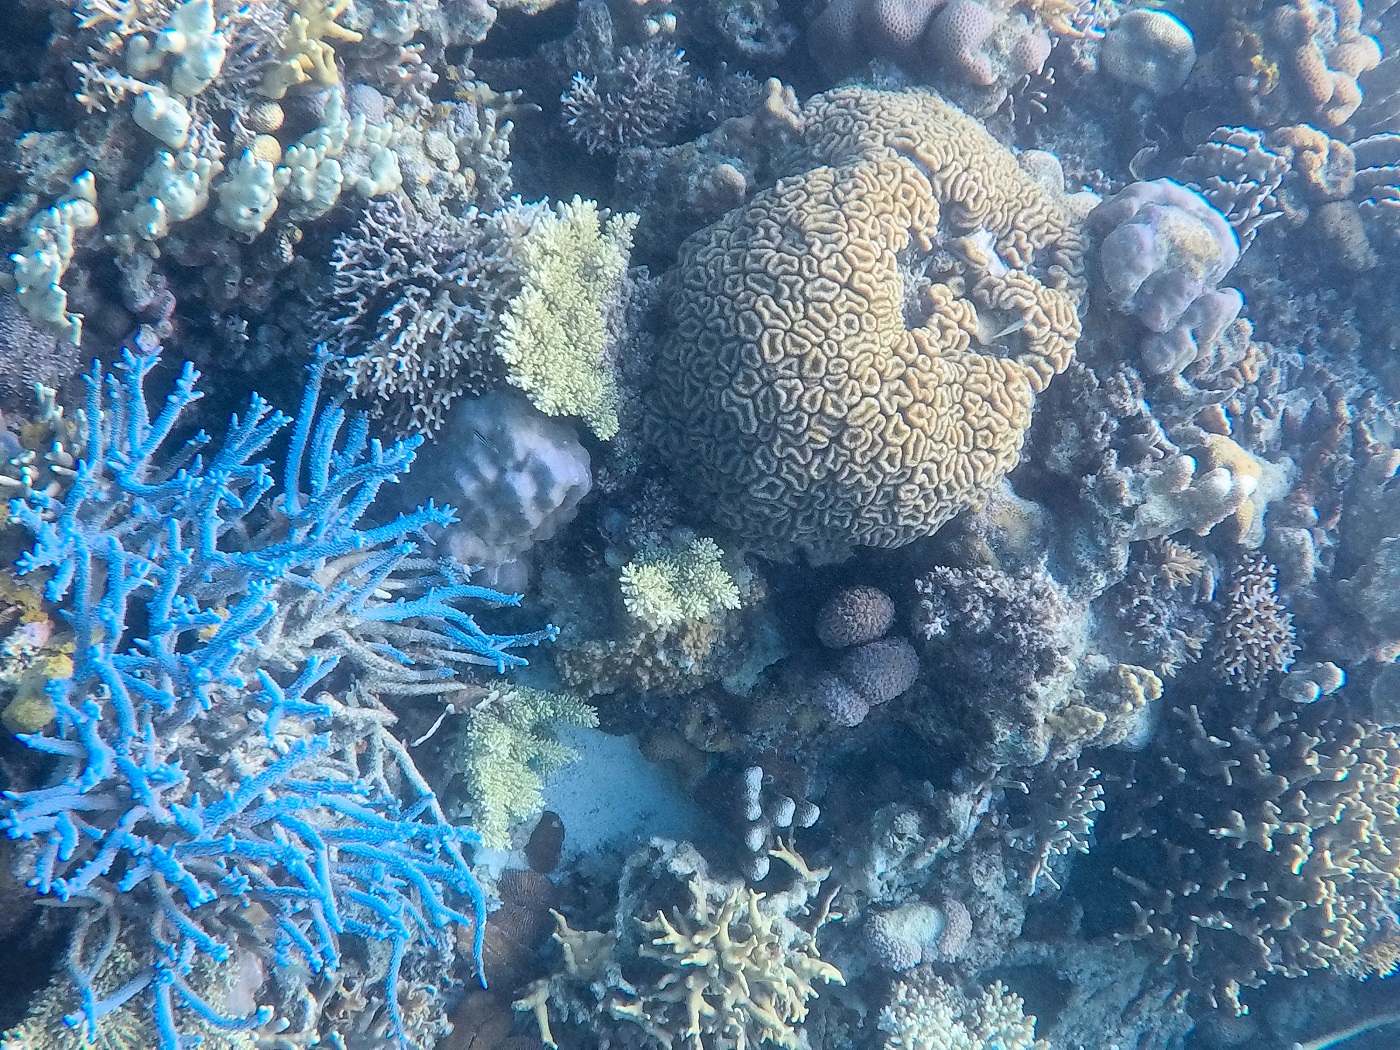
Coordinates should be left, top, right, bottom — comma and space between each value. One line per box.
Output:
257, 0, 362, 100
619, 536, 740, 631
496, 198, 637, 440
456, 685, 598, 849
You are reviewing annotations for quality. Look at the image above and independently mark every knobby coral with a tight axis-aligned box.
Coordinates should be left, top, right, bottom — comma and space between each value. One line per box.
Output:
650, 87, 1084, 557
2, 336, 555, 1048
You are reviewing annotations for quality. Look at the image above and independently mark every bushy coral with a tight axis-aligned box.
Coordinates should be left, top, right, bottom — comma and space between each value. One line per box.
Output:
879, 969, 1047, 1050
619, 535, 741, 631
1, 336, 555, 1047
453, 685, 598, 850
497, 198, 636, 440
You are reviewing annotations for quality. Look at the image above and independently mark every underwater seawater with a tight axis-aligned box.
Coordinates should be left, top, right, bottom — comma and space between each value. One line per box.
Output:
0, 1, 1397, 1048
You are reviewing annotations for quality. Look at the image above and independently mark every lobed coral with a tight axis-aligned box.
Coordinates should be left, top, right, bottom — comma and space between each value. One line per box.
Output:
650, 86, 1084, 557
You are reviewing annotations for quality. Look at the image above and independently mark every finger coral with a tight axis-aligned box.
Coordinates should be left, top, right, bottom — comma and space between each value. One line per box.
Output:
1, 335, 555, 1048
650, 87, 1084, 557
1093, 705, 1400, 1014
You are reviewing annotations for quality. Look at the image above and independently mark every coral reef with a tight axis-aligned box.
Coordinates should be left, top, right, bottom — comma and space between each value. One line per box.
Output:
1091, 704, 1400, 1015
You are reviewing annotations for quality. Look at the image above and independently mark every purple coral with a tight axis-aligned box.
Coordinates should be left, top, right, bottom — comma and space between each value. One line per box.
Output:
1092, 178, 1244, 375
816, 584, 896, 649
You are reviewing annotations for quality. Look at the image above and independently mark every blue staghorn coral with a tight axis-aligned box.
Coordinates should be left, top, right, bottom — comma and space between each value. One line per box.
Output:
2, 332, 557, 1049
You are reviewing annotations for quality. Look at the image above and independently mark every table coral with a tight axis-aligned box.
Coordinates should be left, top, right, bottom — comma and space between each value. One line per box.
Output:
650, 87, 1084, 558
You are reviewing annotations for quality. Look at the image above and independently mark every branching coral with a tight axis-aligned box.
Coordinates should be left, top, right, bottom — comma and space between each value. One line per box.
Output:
1, 335, 555, 1048
649, 87, 1084, 557
515, 839, 842, 1049
1212, 552, 1298, 691
1092, 705, 1400, 1014
454, 685, 598, 850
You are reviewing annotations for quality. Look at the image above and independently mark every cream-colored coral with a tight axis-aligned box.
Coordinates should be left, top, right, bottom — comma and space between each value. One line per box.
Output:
496, 198, 636, 440
619, 536, 741, 630
616, 879, 843, 1049
650, 87, 1083, 556
879, 970, 1047, 1050
257, 0, 361, 100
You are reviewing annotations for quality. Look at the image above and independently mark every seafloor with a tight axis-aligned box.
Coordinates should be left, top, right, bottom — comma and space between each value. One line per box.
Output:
0, 1, 1397, 1048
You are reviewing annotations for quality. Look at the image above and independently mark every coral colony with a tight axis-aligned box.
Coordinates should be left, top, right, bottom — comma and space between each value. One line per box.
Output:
3, 334, 553, 1048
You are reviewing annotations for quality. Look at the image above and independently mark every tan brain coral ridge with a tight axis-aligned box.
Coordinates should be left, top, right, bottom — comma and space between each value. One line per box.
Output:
651, 87, 1084, 556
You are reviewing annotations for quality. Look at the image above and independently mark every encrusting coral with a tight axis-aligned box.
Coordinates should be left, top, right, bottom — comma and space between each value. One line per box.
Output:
650, 86, 1084, 557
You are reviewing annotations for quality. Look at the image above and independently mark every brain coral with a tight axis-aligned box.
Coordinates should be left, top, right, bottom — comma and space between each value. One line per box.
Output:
650, 88, 1084, 556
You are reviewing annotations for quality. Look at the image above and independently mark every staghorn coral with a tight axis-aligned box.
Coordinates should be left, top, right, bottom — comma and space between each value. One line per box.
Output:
1092, 706, 1400, 1015
515, 839, 841, 1049
650, 87, 1084, 558
256, 0, 361, 100
1212, 551, 1299, 690
1, 337, 557, 1048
